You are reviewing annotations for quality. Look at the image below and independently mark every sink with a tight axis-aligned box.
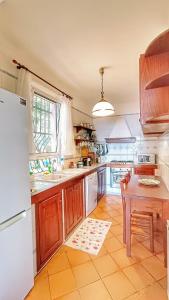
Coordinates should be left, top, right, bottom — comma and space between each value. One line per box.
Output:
41, 173, 68, 182
30, 180, 55, 193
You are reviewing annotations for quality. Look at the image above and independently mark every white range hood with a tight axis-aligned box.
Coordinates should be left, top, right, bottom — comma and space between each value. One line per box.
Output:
93, 114, 143, 143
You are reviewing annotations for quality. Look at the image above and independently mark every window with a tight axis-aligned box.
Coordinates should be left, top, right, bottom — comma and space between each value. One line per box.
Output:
32, 93, 60, 153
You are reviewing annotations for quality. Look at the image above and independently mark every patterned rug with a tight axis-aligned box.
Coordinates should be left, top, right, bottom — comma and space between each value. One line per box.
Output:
65, 218, 112, 255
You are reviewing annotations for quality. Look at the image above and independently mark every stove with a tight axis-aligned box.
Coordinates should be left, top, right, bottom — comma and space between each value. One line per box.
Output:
109, 160, 133, 193
110, 160, 134, 164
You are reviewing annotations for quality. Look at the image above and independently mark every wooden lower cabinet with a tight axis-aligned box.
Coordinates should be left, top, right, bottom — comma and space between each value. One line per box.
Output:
36, 191, 63, 271
64, 178, 84, 238
97, 167, 106, 200
134, 164, 157, 175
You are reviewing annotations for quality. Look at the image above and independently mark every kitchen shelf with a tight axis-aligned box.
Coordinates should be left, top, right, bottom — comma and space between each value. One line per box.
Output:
73, 125, 96, 133
145, 29, 169, 57
74, 138, 95, 145
145, 73, 169, 90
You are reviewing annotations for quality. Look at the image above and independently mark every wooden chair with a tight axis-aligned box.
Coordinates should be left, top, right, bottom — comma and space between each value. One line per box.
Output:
120, 177, 154, 252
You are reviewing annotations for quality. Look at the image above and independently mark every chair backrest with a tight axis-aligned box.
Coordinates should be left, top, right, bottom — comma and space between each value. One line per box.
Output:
125, 171, 131, 183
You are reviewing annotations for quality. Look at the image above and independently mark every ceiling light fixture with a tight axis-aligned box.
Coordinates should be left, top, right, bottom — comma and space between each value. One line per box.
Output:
92, 67, 115, 117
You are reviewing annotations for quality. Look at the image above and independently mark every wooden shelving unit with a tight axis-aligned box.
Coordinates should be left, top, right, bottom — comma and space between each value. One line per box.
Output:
74, 138, 95, 145
145, 73, 169, 90
73, 125, 96, 133
145, 29, 169, 57
74, 125, 96, 145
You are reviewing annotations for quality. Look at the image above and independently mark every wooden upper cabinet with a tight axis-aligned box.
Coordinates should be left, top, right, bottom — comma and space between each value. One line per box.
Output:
140, 29, 169, 133
145, 29, 169, 57
36, 191, 63, 270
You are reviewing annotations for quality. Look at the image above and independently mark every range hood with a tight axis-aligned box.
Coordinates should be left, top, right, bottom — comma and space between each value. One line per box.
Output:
105, 137, 136, 143
93, 114, 142, 143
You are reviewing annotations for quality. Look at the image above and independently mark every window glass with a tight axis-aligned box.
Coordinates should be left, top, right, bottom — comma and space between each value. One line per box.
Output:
32, 92, 60, 153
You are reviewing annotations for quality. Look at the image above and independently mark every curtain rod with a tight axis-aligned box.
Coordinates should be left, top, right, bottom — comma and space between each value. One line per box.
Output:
12, 59, 73, 100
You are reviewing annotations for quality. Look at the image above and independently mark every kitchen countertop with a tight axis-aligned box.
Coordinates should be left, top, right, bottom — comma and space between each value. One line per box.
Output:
30, 163, 106, 196
30, 162, 158, 196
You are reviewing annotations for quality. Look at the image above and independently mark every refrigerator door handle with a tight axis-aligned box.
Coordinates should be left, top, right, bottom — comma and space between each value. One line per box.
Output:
0, 210, 27, 231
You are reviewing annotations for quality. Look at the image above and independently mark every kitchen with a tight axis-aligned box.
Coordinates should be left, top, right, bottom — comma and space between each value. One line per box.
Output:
0, 1, 169, 300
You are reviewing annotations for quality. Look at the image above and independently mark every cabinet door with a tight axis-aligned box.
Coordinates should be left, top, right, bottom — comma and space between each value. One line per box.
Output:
64, 186, 76, 237
64, 179, 84, 238
134, 166, 155, 175
37, 191, 63, 270
97, 171, 102, 200
97, 168, 106, 200
74, 179, 83, 224
101, 169, 106, 196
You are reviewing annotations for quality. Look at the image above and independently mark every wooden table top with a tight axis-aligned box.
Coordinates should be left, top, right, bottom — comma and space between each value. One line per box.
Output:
123, 175, 169, 201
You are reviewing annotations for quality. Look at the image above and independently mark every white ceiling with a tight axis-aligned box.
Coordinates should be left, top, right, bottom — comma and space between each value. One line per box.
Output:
0, 0, 169, 110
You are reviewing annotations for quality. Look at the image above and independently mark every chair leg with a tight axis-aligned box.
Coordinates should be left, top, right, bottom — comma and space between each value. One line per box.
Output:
123, 201, 126, 244
150, 217, 154, 253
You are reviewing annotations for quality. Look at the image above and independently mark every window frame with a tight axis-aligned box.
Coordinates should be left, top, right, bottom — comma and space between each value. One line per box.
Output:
30, 83, 62, 156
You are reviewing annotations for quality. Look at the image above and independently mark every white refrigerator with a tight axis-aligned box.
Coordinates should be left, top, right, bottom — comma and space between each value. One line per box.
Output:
0, 88, 34, 300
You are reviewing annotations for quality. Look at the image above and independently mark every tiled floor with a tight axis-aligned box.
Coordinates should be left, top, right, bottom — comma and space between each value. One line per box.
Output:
26, 195, 168, 300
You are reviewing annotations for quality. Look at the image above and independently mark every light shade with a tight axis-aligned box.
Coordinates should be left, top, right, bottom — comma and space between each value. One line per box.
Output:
92, 100, 115, 117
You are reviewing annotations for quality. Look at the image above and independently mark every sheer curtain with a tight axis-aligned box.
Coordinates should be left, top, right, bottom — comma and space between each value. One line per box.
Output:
59, 96, 75, 156
16, 69, 35, 153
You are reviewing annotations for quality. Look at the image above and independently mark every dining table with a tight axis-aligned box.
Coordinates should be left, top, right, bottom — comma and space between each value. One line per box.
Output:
123, 175, 169, 267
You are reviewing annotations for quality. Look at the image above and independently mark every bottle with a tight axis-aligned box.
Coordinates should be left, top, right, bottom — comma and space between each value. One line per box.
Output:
60, 156, 64, 169
48, 160, 52, 173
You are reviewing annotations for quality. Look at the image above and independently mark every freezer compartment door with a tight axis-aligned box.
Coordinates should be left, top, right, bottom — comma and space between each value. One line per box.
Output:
0, 89, 31, 223
0, 209, 34, 300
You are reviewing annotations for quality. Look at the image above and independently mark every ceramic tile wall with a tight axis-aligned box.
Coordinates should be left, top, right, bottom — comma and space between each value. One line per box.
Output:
158, 133, 169, 191
106, 138, 158, 162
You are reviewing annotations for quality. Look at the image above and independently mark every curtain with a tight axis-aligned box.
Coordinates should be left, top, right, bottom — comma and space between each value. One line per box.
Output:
16, 69, 35, 153
59, 96, 75, 156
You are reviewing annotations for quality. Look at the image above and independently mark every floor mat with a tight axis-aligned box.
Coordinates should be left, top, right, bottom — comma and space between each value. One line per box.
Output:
65, 218, 112, 255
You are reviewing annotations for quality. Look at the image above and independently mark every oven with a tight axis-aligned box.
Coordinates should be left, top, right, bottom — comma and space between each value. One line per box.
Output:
108, 160, 133, 194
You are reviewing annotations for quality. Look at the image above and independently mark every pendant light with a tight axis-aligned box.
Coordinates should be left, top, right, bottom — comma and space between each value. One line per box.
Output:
92, 67, 115, 117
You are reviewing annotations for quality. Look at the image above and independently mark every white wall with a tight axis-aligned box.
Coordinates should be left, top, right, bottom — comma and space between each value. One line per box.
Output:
158, 133, 169, 191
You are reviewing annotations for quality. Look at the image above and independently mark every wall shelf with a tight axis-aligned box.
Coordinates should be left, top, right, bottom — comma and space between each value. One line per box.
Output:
145, 73, 169, 90
74, 138, 95, 145
73, 125, 95, 133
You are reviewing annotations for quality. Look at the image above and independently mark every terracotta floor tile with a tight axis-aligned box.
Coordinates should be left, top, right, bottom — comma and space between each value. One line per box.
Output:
158, 277, 167, 289
141, 256, 167, 280
49, 269, 76, 299
110, 224, 123, 236
116, 234, 124, 244
94, 211, 111, 220
105, 230, 114, 240
111, 248, 137, 268
113, 215, 123, 224
66, 248, 90, 267
104, 236, 123, 253
47, 252, 70, 275
107, 210, 121, 218
90, 245, 108, 260
72, 261, 99, 288
156, 252, 165, 263
93, 254, 119, 277
123, 263, 154, 291
55, 291, 81, 300
103, 271, 136, 300
79, 280, 112, 300
125, 282, 168, 300
26, 276, 51, 300
130, 243, 153, 261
